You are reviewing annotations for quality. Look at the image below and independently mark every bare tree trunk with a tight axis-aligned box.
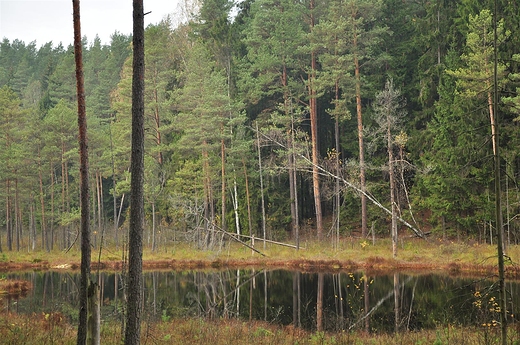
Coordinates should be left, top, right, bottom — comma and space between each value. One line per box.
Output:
388, 121, 398, 258
221, 135, 226, 232
309, 0, 323, 240
73, 1, 92, 344
37, 148, 46, 252
334, 81, 341, 249
352, 19, 367, 238
151, 202, 156, 251
291, 115, 300, 250
241, 158, 253, 236
49, 161, 54, 252
15, 177, 20, 251
6, 179, 12, 251
125, 0, 145, 343
256, 122, 266, 248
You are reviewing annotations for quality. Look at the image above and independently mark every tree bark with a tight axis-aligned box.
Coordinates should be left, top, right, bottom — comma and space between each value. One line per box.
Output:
125, 0, 145, 343
73, 1, 92, 344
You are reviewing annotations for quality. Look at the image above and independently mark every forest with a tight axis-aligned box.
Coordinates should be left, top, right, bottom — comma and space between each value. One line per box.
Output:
1, 0, 520, 253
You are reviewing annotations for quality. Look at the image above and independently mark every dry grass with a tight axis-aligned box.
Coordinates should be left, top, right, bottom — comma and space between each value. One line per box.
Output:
0, 239, 519, 279
0, 313, 518, 345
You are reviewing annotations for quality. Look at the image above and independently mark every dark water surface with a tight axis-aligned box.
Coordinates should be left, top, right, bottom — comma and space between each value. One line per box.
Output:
2, 269, 519, 333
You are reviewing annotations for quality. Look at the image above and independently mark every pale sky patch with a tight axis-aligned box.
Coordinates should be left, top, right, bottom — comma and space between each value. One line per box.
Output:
0, 0, 183, 47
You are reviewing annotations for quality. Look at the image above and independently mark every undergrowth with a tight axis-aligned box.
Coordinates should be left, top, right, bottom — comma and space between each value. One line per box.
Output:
0, 314, 518, 345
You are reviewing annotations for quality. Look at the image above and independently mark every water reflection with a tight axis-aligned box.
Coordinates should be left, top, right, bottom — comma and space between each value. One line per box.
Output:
2, 270, 519, 333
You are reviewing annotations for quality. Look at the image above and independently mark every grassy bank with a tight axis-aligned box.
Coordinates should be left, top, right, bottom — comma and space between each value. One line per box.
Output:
1, 313, 518, 345
0, 238, 518, 278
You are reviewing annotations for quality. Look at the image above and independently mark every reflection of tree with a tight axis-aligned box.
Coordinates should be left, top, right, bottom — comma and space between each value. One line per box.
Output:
317, 273, 324, 331
4, 270, 520, 335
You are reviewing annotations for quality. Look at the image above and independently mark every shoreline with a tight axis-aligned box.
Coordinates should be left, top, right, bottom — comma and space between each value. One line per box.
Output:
0, 256, 518, 280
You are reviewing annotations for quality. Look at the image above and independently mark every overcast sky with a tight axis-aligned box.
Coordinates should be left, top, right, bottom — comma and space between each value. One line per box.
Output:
0, 0, 184, 48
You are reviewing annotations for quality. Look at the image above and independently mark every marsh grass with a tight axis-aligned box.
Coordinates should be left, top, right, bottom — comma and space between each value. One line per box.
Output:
0, 313, 518, 345
1, 239, 519, 277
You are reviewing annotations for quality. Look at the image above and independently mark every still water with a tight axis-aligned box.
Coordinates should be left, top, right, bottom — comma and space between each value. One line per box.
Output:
2, 269, 519, 332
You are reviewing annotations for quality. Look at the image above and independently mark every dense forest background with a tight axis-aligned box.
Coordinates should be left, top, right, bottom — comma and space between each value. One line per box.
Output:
1, 0, 520, 252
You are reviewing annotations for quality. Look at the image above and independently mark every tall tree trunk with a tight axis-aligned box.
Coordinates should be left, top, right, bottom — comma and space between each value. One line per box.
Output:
97, 170, 103, 242
241, 158, 253, 236
492, 1, 507, 341
309, 0, 323, 239
73, 1, 93, 344
61, 139, 67, 250
202, 143, 214, 247
49, 161, 54, 252
15, 177, 20, 251
232, 173, 240, 235
151, 202, 156, 251
37, 148, 46, 252
6, 179, 12, 251
256, 122, 266, 248
291, 115, 300, 250
125, 0, 145, 343
388, 121, 398, 258
354, 30, 367, 238
334, 81, 341, 249
221, 135, 226, 232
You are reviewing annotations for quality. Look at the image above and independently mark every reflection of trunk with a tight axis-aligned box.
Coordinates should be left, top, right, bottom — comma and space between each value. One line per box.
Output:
333, 273, 344, 330
236, 269, 240, 317
393, 273, 400, 333
292, 271, 301, 327
152, 272, 157, 315
264, 271, 268, 321
317, 272, 324, 331
349, 275, 412, 331
364, 274, 370, 333
249, 269, 254, 321
87, 282, 100, 345
406, 278, 418, 330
